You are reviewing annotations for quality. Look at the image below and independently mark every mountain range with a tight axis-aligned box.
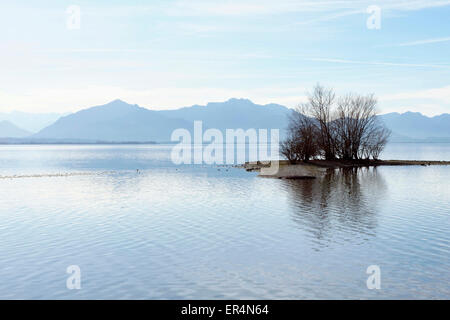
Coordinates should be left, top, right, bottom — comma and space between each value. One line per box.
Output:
32, 100, 192, 142
158, 98, 290, 133
0, 111, 65, 133
0, 120, 31, 138
378, 112, 450, 141
1, 99, 449, 143
30, 99, 292, 142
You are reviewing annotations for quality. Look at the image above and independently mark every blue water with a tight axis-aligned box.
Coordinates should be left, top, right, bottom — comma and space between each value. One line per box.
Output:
0, 143, 449, 299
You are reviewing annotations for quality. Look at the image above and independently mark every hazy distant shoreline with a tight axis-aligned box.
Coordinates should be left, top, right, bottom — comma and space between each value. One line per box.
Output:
0, 138, 159, 145
1, 139, 450, 145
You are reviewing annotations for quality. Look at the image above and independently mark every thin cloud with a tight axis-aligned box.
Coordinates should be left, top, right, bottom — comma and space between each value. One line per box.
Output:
307, 58, 450, 69
397, 37, 450, 47
167, 0, 450, 16
381, 85, 450, 101
388, 0, 450, 11
80, 0, 450, 18
293, 9, 364, 25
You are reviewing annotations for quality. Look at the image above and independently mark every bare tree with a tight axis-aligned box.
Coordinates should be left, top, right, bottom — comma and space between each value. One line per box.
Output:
281, 107, 319, 162
335, 93, 382, 160
360, 126, 391, 160
305, 84, 337, 160
282, 84, 391, 162
280, 135, 301, 163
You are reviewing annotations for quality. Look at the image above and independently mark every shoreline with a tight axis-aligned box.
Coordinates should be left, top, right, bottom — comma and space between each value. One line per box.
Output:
243, 159, 450, 179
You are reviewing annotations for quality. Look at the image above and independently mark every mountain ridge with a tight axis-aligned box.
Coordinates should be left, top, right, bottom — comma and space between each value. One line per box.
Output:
0, 120, 31, 138
1, 99, 449, 143
0, 111, 67, 133
32, 100, 193, 142
378, 111, 450, 139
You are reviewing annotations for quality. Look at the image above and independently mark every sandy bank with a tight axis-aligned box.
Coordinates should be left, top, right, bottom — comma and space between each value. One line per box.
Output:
242, 159, 450, 179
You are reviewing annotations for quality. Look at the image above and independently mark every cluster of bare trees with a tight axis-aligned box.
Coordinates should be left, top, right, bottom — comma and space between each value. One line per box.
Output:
281, 84, 390, 162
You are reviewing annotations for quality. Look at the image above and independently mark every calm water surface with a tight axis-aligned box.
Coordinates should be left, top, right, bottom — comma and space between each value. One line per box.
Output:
0, 143, 449, 299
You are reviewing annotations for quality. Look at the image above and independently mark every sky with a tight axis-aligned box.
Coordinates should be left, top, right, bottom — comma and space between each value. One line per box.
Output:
0, 0, 449, 116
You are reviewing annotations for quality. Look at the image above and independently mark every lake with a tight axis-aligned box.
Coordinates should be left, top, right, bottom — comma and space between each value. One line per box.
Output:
0, 143, 449, 299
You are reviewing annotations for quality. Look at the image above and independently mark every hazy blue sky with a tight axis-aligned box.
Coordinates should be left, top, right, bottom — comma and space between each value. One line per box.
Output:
0, 0, 449, 115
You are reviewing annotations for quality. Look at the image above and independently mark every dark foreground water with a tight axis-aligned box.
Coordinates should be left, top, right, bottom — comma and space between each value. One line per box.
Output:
0, 143, 449, 299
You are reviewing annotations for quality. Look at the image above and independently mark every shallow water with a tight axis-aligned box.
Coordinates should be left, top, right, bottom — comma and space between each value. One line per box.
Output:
0, 143, 449, 299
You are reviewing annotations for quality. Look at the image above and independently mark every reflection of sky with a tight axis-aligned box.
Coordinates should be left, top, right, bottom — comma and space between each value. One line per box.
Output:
1, 142, 449, 176
382, 142, 450, 161
0, 144, 449, 299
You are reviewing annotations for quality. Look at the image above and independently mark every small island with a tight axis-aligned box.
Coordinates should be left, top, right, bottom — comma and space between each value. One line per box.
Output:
243, 85, 450, 179
243, 159, 450, 179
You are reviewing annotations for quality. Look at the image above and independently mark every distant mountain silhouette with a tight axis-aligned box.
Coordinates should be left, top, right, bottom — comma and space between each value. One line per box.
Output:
32, 98, 291, 142
159, 98, 291, 134
0, 120, 31, 138
379, 112, 450, 141
0, 111, 66, 133
33, 100, 192, 142
6, 98, 449, 143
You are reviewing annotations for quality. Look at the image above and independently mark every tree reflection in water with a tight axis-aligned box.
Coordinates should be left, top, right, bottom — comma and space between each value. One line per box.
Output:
281, 167, 387, 247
